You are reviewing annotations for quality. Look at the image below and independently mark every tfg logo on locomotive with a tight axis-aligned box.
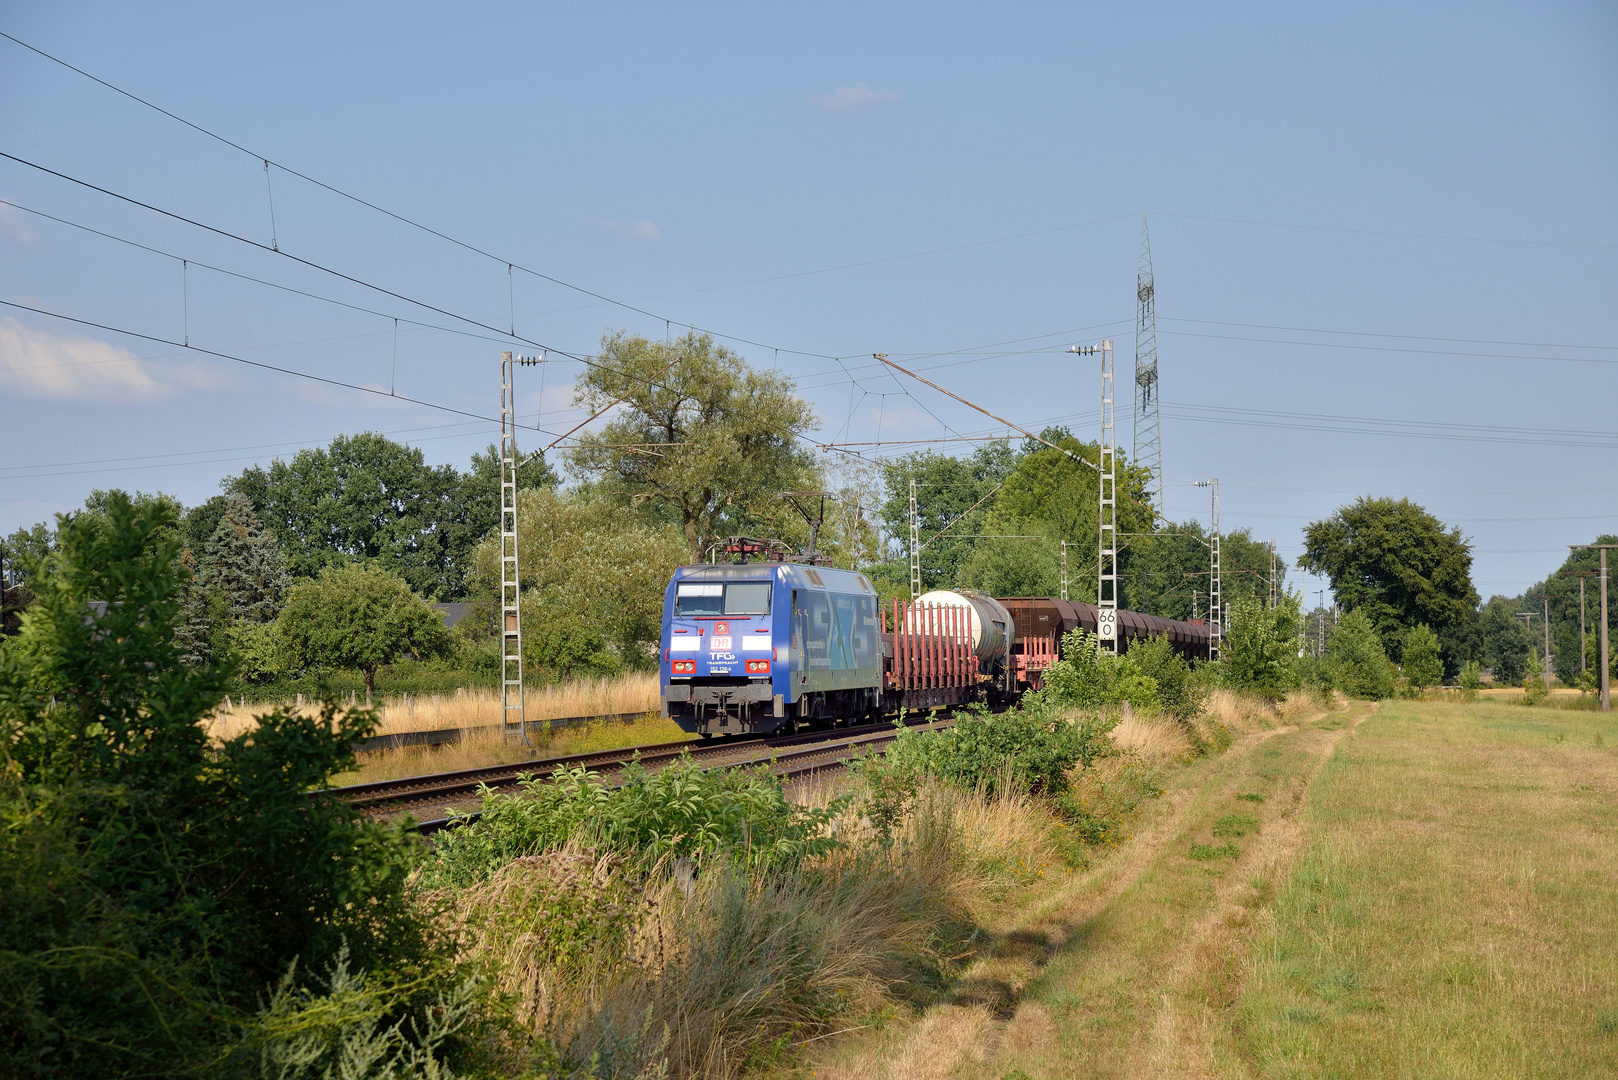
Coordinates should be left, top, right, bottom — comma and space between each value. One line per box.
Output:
659, 536, 1211, 738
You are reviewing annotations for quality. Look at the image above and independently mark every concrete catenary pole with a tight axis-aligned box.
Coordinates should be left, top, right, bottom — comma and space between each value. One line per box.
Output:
909, 477, 921, 602
1572, 545, 1613, 711
1196, 479, 1220, 661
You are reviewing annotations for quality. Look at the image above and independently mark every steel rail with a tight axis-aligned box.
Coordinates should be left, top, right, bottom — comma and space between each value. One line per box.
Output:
409, 721, 938, 835
325, 714, 956, 817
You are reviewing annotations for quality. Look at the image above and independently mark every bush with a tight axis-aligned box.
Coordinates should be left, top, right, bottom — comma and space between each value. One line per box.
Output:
1221, 593, 1301, 700
1401, 624, 1444, 694
1126, 633, 1204, 721
427, 754, 841, 888
882, 706, 1114, 800
1523, 651, 1548, 704
0, 492, 441, 1077
1039, 628, 1159, 712
1458, 659, 1483, 700
1326, 609, 1397, 699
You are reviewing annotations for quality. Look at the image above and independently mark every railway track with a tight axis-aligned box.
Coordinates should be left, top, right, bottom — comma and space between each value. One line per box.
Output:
324, 714, 958, 833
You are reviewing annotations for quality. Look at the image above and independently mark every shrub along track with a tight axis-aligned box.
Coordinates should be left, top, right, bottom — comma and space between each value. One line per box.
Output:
325, 714, 960, 832
809, 700, 1375, 1080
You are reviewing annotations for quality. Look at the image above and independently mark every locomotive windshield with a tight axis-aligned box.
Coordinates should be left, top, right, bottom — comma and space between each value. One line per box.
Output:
674, 581, 772, 616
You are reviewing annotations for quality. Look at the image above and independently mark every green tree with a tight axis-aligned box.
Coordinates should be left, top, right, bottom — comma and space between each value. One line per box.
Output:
279, 563, 451, 696
1522, 650, 1548, 704
1519, 535, 1618, 683
0, 492, 436, 1074
956, 514, 1062, 596
567, 330, 821, 564
2, 521, 54, 586
1326, 608, 1397, 699
1401, 623, 1444, 693
1480, 596, 1531, 683
1299, 497, 1478, 664
1131, 521, 1284, 621
231, 433, 550, 599
1458, 659, 1482, 699
198, 492, 290, 624
1222, 593, 1302, 700
877, 443, 1017, 592
468, 487, 688, 679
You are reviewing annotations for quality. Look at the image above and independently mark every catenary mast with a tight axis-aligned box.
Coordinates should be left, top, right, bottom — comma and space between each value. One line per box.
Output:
1134, 214, 1164, 519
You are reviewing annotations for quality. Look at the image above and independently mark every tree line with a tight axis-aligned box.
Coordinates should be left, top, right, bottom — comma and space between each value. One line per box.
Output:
5, 329, 1607, 693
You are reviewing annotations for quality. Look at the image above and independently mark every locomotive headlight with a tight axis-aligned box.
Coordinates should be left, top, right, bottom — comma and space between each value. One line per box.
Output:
746, 660, 771, 674
671, 660, 696, 674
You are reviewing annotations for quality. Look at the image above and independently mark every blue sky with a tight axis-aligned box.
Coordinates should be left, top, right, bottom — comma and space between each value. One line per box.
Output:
1, 0, 1614, 601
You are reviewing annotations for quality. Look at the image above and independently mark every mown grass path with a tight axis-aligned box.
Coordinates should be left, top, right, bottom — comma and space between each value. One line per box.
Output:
1226, 700, 1618, 1079
808, 699, 1618, 1079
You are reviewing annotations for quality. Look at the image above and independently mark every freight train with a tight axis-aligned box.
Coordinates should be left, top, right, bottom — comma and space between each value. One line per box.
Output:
659, 558, 1213, 737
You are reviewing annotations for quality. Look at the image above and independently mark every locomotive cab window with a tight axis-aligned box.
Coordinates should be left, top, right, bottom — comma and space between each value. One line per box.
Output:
723, 582, 772, 615
674, 581, 772, 616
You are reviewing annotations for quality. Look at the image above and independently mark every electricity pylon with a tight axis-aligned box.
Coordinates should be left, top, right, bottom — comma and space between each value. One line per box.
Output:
1134, 214, 1163, 519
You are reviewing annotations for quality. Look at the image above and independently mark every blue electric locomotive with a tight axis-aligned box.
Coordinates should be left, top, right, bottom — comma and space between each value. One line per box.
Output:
659, 561, 882, 736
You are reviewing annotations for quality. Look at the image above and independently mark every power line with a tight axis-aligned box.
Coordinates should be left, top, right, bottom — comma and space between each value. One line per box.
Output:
1159, 328, 1618, 368
1154, 210, 1618, 252
1163, 316, 1617, 354
0, 297, 512, 429
0, 196, 538, 352
0, 30, 845, 363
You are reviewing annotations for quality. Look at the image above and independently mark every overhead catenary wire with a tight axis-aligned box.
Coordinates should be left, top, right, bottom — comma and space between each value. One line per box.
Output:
0, 157, 707, 404
0, 31, 846, 363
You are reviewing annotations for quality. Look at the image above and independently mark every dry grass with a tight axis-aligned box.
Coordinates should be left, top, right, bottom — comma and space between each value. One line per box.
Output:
198, 673, 672, 785
330, 713, 691, 786
1202, 687, 1326, 731
441, 781, 1070, 1079
1109, 714, 1194, 762
202, 673, 661, 743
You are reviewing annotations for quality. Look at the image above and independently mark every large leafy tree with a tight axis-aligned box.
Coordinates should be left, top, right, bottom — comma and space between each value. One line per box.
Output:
568, 330, 821, 564
0, 492, 434, 1074
278, 563, 451, 696
468, 486, 688, 679
230, 433, 554, 599
1128, 522, 1283, 621
1480, 595, 1531, 683
878, 443, 1016, 593
1221, 592, 1303, 699
1299, 497, 1478, 658
1521, 534, 1618, 683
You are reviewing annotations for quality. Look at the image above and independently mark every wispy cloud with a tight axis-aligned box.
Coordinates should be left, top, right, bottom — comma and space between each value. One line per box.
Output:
586, 217, 661, 241
0, 317, 169, 400
807, 83, 901, 115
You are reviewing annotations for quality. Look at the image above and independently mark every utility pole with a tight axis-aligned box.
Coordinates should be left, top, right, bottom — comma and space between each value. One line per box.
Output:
1582, 575, 1588, 672
1317, 588, 1326, 656
1269, 539, 1278, 608
499, 352, 534, 742
1060, 540, 1069, 602
1196, 479, 1220, 660
1569, 545, 1613, 711
1133, 215, 1164, 519
1543, 596, 1553, 692
908, 477, 921, 601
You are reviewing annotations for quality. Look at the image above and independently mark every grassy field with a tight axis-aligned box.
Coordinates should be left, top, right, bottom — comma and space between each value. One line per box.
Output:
803, 697, 1618, 1079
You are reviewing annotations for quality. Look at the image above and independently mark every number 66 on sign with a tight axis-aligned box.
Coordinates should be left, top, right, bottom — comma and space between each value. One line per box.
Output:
1097, 609, 1117, 641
